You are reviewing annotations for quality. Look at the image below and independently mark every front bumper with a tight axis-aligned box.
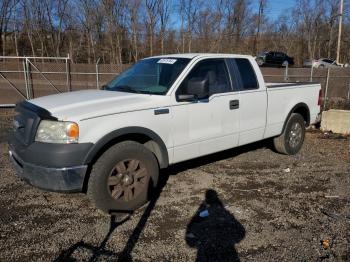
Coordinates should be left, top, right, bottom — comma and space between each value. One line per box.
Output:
9, 149, 88, 192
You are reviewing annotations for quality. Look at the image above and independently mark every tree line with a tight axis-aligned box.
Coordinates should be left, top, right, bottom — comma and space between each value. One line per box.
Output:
1, 0, 349, 66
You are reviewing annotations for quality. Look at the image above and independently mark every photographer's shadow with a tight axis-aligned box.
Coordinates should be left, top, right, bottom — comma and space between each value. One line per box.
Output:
186, 189, 245, 262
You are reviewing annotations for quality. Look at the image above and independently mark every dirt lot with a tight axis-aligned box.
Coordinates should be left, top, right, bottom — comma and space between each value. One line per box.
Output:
0, 111, 349, 261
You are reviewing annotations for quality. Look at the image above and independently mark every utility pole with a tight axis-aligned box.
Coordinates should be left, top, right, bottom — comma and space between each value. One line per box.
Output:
336, 0, 343, 64
254, 0, 264, 54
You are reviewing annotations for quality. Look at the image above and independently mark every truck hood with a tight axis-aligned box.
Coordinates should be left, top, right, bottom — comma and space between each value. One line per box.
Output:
29, 90, 170, 121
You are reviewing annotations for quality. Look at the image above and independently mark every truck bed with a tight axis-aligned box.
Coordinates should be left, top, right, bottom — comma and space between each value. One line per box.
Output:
264, 81, 321, 139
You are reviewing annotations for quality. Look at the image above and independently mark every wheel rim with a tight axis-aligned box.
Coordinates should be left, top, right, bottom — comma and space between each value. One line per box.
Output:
107, 159, 149, 202
288, 122, 302, 148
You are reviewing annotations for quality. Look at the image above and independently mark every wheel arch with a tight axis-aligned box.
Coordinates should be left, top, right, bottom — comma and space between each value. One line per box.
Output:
83, 127, 169, 169
282, 103, 310, 132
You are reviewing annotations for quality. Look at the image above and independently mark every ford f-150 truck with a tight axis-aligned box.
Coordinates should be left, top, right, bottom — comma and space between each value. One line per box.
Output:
8, 54, 321, 213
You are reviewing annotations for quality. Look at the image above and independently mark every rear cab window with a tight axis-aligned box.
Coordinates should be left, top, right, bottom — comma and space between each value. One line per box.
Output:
228, 58, 259, 90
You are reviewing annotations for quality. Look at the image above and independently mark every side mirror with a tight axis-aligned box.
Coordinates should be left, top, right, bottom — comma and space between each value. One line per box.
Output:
185, 77, 209, 100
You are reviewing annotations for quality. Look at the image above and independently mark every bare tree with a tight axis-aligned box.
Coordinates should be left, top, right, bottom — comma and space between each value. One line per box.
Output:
158, 0, 170, 54
21, 0, 36, 57
325, 0, 340, 58
46, 0, 69, 57
1, 0, 350, 65
145, 0, 159, 56
0, 0, 18, 56
126, 0, 141, 61
223, 0, 250, 53
253, 0, 267, 54
101, 0, 126, 65
77, 0, 104, 63
179, 0, 201, 52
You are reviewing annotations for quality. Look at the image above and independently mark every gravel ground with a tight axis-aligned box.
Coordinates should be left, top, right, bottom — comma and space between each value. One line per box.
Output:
0, 111, 349, 261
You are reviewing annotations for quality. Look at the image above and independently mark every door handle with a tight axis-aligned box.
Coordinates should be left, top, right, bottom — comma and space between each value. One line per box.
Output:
154, 108, 169, 115
229, 100, 239, 110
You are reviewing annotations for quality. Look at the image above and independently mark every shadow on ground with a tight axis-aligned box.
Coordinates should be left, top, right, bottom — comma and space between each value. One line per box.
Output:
54, 140, 268, 261
186, 189, 245, 262
54, 169, 171, 262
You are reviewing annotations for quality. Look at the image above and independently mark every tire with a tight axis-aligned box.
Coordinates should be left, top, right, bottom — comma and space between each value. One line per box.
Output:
87, 141, 159, 213
273, 113, 305, 155
282, 60, 289, 67
256, 58, 264, 66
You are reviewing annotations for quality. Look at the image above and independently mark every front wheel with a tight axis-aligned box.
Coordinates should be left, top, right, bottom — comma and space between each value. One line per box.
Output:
87, 141, 159, 213
273, 113, 305, 155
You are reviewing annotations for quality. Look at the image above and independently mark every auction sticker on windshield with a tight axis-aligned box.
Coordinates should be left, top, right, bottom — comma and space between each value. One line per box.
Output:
157, 59, 177, 64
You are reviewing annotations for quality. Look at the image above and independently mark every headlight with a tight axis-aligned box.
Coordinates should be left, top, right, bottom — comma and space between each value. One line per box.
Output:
35, 120, 79, 143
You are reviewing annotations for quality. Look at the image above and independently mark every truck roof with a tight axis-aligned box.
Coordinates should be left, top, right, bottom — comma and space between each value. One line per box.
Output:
148, 53, 253, 59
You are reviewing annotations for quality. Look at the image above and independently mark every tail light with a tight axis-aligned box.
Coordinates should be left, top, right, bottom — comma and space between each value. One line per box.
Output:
318, 89, 322, 106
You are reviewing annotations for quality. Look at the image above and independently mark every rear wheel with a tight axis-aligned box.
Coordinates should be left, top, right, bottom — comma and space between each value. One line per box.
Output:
273, 113, 305, 155
87, 141, 159, 213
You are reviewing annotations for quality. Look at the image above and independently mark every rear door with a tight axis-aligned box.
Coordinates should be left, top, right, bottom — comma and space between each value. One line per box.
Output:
228, 58, 267, 146
171, 58, 240, 163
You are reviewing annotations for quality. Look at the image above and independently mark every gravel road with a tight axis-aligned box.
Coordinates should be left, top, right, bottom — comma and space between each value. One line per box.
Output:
0, 111, 349, 261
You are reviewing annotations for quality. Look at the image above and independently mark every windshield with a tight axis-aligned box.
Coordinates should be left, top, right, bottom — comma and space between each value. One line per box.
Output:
104, 57, 191, 95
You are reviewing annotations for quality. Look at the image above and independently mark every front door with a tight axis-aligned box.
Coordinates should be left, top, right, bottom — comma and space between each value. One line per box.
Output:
171, 58, 240, 163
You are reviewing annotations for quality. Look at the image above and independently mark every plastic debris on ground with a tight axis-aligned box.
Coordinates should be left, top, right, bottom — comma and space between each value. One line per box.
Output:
199, 210, 209, 218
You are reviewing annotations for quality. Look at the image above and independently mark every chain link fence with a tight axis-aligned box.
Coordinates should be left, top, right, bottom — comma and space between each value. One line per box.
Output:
261, 67, 350, 110
0, 56, 129, 105
1, 57, 350, 110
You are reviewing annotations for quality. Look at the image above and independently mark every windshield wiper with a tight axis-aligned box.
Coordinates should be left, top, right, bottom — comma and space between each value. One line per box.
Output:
116, 85, 154, 95
115, 85, 143, 94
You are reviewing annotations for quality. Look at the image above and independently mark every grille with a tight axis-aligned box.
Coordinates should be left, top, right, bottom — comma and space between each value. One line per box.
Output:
13, 104, 41, 146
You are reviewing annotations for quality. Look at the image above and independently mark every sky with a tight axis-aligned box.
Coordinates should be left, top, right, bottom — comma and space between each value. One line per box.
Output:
170, 0, 299, 29
251, 0, 297, 20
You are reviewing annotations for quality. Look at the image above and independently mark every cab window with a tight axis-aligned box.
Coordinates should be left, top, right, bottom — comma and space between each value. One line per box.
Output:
234, 58, 259, 90
177, 59, 232, 98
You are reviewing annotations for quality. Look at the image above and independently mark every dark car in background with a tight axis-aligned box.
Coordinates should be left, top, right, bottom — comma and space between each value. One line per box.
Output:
256, 51, 294, 67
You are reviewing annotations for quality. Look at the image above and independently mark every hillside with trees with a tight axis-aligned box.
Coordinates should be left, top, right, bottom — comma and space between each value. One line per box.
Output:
1, 0, 349, 66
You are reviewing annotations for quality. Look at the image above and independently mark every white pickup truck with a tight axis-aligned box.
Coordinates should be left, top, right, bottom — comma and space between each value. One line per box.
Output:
9, 54, 321, 213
